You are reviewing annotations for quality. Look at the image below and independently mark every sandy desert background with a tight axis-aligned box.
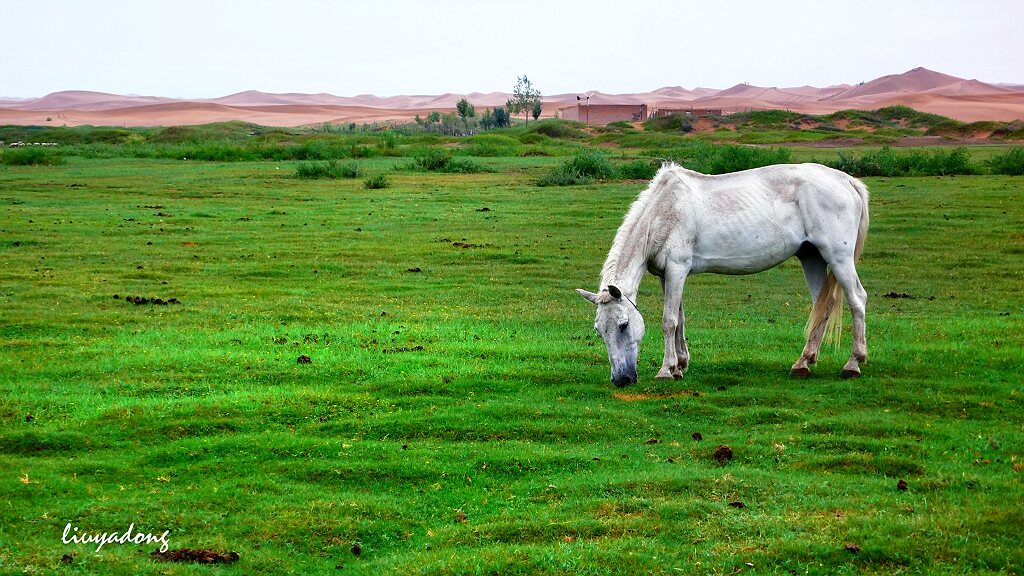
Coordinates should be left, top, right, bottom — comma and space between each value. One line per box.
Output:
1, 67, 1022, 128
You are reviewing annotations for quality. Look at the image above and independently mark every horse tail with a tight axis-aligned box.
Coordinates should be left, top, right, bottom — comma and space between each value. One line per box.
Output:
807, 176, 869, 348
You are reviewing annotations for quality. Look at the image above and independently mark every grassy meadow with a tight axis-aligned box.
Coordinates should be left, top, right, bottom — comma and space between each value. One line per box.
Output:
1, 122, 1023, 574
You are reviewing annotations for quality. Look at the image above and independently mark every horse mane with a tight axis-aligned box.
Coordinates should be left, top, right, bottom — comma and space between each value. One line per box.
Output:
600, 162, 687, 288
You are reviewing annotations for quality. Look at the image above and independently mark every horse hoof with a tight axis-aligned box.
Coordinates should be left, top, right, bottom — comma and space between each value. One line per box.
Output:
840, 368, 861, 379
790, 367, 811, 379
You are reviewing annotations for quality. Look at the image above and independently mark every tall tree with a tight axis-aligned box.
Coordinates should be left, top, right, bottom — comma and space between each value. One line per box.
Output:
510, 75, 542, 126
456, 98, 476, 131
492, 106, 510, 128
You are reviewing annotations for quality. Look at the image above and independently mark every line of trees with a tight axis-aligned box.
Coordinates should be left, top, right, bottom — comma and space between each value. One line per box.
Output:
414, 75, 540, 134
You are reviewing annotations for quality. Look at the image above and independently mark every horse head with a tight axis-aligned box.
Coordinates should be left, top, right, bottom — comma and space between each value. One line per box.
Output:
576, 284, 645, 387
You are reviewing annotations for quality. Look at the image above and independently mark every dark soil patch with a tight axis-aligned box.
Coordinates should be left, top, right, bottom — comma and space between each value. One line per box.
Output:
897, 479, 909, 491
883, 292, 913, 299
383, 345, 424, 354
713, 445, 733, 464
114, 295, 181, 306
728, 500, 746, 509
151, 549, 239, 564
644, 438, 661, 445
692, 432, 703, 441
406, 267, 422, 273
296, 355, 312, 364
440, 237, 493, 249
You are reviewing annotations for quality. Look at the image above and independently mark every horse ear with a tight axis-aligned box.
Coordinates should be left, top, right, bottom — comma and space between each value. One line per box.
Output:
575, 289, 600, 305
607, 285, 622, 300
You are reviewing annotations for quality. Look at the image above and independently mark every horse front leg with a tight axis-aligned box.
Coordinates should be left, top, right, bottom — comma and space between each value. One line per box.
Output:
657, 269, 687, 380
676, 298, 689, 376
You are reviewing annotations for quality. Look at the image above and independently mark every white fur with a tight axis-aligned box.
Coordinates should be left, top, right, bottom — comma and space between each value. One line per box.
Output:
579, 162, 869, 383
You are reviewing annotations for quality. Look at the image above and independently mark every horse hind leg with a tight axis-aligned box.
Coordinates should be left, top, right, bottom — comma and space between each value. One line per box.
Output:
830, 260, 868, 378
790, 247, 833, 378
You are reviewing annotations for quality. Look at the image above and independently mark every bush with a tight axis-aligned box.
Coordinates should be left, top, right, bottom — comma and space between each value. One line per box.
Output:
664, 142, 791, 174
565, 149, 617, 179
295, 160, 361, 179
517, 133, 548, 145
619, 159, 659, 180
644, 113, 693, 133
363, 174, 390, 189
986, 147, 1024, 176
827, 146, 978, 177
537, 165, 591, 187
526, 120, 587, 139
415, 149, 452, 171
1, 147, 64, 166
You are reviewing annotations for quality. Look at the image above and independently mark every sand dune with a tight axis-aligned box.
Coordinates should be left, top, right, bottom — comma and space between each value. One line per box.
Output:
3, 68, 1021, 127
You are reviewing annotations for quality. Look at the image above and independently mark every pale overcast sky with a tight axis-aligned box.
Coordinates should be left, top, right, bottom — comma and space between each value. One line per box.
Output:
2, 0, 1022, 98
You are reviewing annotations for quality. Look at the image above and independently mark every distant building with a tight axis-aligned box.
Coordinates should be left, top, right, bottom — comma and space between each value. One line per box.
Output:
560, 103, 648, 124
652, 107, 723, 118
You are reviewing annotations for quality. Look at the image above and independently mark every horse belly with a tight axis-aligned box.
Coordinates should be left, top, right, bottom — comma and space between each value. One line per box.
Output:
689, 211, 803, 275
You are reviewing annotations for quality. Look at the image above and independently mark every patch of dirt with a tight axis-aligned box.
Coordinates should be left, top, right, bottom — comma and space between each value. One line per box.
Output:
897, 479, 909, 491
844, 543, 861, 554
296, 355, 312, 364
150, 549, 239, 564
692, 432, 703, 441
613, 390, 700, 402
883, 292, 913, 299
728, 500, 746, 509
440, 237, 493, 249
383, 345, 424, 354
713, 445, 733, 464
114, 295, 181, 306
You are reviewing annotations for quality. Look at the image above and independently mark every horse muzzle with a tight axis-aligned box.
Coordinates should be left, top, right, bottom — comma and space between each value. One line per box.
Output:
612, 372, 637, 387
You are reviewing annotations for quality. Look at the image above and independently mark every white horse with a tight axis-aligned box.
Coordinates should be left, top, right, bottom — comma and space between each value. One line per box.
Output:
577, 162, 869, 386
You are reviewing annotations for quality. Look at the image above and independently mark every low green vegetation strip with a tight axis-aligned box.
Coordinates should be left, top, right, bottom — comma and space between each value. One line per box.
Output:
0, 116, 1022, 573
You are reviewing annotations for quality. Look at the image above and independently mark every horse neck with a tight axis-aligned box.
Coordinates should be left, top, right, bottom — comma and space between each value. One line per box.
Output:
600, 216, 650, 300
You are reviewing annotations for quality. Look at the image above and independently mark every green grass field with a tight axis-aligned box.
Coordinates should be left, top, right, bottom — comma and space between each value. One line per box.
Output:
2, 145, 1023, 574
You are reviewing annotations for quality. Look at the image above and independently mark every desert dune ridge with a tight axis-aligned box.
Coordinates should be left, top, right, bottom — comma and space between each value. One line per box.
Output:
1, 67, 1021, 127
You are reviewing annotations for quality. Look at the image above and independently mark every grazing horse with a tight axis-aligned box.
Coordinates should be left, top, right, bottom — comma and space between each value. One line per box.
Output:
577, 162, 869, 386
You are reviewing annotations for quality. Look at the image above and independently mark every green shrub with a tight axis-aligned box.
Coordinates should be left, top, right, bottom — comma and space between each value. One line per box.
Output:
827, 146, 978, 177
350, 144, 374, 159
364, 174, 391, 189
517, 133, 548, 145
526, 120, 587, 139
619, 159, 659, 180
644, 113, 693, 133
415, 149, 452, 171
537, 165, 591, 187
295, 160, 361, 179
986, 147, 1024, 176
1, 147, 64, 166
664, 142, 791, 174
565, 149, 617, 179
